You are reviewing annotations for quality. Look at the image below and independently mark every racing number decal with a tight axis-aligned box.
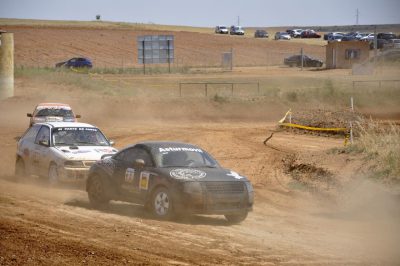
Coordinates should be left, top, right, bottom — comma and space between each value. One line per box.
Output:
139, 172, 150, 190
125, 168, 135, 183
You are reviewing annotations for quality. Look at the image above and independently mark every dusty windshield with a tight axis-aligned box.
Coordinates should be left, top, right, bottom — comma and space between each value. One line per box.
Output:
35, 108, 74, 117
52, 127, 109, 146
153, 147, 219, 168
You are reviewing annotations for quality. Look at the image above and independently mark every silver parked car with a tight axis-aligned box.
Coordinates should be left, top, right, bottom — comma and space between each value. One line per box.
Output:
215, 25, 229, 34
275, 32, 291, 40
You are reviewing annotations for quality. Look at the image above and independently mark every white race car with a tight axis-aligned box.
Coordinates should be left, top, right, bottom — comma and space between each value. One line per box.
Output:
15, 122, 117, 184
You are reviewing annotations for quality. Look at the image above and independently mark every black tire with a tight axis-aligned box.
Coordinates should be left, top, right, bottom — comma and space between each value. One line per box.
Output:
87, 174, 110, 208
151, 187, 175, 220
15, 157, 26, 180
48, 163, 59, 185
224, 211, 248, 224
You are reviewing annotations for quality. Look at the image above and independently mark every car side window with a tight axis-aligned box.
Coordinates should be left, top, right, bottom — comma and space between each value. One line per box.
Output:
34, 126, 50, 145
21, 125, 41, 142
116, 147, 153, 166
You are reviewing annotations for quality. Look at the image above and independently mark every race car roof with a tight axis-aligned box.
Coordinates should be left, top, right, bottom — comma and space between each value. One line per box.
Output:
127, 141, 203, 151
35, 122, 96, 128
36, 103, 72, 109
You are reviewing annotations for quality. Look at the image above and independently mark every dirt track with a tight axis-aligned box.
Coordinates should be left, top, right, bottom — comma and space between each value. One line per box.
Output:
1, 114, 400, 265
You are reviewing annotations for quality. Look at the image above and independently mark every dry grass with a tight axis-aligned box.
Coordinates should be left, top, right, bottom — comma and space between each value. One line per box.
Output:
0, 18, 212, 33
353, 120, 400, 183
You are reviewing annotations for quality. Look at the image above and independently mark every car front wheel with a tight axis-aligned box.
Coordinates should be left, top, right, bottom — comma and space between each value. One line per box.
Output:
151, 187, 175, 220
48, 163, 59, 185
87, 174, 110, 208
15, 158, 26, 180
225, 211, 248, 224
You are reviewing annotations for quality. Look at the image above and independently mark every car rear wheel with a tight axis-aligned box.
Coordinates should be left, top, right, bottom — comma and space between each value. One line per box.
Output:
225, 211, 248, 224
48, 163, 59, 185
151, 187, 175, 220
15, 158, 26, 180
87, 174, 110, 208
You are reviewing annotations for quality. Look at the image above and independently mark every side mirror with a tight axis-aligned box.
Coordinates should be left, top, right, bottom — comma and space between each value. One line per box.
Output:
134, 159, 145, 169
75, 114, 81, 119
109, 140, 115, 146
27, 113, 32, 117
14, 136, 21, 141
39, 139, 49, 147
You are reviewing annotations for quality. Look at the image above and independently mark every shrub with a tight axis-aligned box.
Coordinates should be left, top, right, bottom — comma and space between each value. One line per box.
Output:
353, 120, 400, 183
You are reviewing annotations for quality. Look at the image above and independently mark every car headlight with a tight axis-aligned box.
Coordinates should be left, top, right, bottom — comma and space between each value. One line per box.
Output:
64, 160, 84, 168
245, 181, 254, 204
183, 181, 203, 194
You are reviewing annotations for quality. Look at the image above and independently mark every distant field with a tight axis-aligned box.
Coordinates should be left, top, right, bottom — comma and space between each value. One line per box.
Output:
1, 18, 399, 69
0, 19, 326, 68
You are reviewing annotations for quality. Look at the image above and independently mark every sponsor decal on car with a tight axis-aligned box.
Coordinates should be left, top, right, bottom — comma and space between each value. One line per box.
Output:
227, 170, 244, 179
170, 168, 207, 180
125, 168, 135, 183
139, 171, 150, 190
95, 148, 116, 153
71, 150, 92, 154
159, 147, 203, 153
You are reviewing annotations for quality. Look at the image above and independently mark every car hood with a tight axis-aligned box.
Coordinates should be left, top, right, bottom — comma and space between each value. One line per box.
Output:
54, 146, 118, 160
153, 167, 249, 182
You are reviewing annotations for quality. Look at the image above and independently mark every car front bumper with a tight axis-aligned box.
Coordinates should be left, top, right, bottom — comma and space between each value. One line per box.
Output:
175, 181, 253, 215
58, 165, 93, 181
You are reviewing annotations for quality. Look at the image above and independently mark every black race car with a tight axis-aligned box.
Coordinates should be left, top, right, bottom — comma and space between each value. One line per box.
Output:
284, 55, 323, 67
86, 141, 254, 223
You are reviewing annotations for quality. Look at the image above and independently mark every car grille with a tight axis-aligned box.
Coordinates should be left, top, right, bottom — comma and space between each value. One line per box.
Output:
204, 181, 245, 194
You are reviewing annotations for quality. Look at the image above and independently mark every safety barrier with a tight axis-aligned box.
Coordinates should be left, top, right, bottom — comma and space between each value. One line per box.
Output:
278, 109, 350, 145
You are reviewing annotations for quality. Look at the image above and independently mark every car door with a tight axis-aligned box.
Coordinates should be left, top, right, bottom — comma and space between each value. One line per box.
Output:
18, 125, 41, 174
112, 147, 154, 202
32, 125, 52, 176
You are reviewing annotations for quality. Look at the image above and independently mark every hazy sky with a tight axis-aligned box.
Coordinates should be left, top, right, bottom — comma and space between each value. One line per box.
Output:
1, 0, 399, 27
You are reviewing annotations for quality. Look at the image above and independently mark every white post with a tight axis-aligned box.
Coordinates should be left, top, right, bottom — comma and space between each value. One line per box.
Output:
0, 33, 14, 99
350, 97, 354, 112
350, 122, 354, 144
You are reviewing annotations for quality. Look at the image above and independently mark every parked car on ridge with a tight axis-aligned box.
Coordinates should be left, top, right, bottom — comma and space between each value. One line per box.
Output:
301, 30, 321, 38
287, 29, 302, 38
56, 57, 93, 68
215, 25, 229, 34
230, 25, 245, 35
275, 32, 291, 40
284, 54, 323, 67
254, 29, 268, 38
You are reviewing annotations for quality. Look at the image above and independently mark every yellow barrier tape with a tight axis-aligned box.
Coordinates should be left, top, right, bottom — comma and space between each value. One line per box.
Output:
279, 123, 348, 132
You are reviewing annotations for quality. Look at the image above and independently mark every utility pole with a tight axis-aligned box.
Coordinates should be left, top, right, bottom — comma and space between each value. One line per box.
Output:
237, 16, 240, 26
356, 8, 359, 25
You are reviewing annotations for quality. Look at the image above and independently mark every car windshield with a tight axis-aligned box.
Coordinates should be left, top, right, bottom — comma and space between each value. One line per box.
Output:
219, 26, 227, 29
35, 108, 74, 118
235, 26, 242, 30
52, 127, 109, 146
152, 146, 219, 168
